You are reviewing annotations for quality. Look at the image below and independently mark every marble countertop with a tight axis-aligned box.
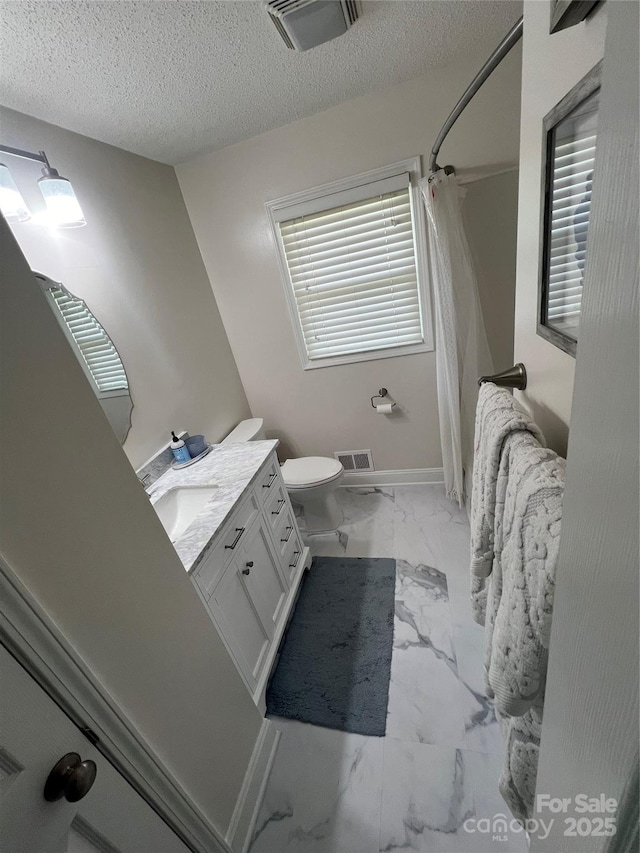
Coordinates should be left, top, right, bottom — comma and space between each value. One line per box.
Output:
147, 440, 279, 573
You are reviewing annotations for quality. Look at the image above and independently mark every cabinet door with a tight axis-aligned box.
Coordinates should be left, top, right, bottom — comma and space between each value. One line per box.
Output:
240, 516, 288, 637
210, 557, 271, 688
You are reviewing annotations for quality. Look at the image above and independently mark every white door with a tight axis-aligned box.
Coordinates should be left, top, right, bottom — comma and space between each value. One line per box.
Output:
531, 2, 639, 850
0, 643, 191, 853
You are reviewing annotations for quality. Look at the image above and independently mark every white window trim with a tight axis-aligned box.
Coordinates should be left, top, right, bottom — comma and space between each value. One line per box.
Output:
266, 157, 433, 370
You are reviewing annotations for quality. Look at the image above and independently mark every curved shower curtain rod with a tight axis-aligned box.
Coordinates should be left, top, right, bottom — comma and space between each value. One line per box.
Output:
429, 16, 524, 175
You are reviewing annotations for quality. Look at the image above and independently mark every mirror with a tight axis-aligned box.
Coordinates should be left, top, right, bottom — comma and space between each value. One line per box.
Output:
538, 62, 601, 357
34, 272, 133, 444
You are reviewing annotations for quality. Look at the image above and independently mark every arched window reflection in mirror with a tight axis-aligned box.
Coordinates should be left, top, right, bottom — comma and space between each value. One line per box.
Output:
34, 272, 133, 444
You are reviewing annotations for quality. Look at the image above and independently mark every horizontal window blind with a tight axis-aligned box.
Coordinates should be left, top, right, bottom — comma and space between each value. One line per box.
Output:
47, 286, 128, 394
278, 187, 424, 361
546, 131, 597, 336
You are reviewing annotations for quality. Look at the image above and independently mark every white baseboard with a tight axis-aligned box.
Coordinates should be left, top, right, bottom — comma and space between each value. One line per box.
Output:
226, 718, 280, 853
340, 467, 444, 487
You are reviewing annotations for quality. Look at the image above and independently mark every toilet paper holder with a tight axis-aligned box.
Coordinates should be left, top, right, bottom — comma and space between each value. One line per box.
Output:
370, 388, 397, 410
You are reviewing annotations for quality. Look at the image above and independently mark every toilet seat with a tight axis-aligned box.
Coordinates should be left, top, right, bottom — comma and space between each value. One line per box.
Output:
281, 457, 344, 489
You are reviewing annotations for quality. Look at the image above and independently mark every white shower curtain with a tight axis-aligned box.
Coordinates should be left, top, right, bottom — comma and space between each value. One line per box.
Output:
420, 171, 493, 506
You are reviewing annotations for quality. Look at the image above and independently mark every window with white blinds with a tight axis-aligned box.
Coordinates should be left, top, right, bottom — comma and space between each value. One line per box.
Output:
543, 86, 599, 347
46, 286, 128, 395
268, 160, 430, 368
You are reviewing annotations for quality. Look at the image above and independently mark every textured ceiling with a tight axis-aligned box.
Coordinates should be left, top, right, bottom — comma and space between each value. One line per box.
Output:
0, 0, 521, 165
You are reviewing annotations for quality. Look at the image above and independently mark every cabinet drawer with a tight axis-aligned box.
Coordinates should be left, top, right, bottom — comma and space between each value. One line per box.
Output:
274, 508, 296, 555
256, 455, 281, 504
265, 483, 287, 529
193, 493, 259, 599
283, 530, 303, 580
220, 493, 260, 549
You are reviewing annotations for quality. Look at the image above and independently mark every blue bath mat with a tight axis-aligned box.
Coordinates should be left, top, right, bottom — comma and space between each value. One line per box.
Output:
266, 556, 396, 737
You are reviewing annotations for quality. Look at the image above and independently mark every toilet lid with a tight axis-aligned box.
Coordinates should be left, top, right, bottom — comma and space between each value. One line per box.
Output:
281, 457, 343, 488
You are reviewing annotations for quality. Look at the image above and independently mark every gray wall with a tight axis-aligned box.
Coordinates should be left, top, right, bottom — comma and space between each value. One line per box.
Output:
460, 168, 520, 509
0, 107, 251, 470
177, 48, 522, 471
0, 219, 263, 835
463, 170, 519, 372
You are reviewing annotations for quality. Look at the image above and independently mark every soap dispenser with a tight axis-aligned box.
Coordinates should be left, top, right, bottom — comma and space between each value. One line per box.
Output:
170, 431, 191, 464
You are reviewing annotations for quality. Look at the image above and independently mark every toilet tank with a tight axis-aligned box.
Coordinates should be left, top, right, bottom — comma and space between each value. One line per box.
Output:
221, 418, 266, 444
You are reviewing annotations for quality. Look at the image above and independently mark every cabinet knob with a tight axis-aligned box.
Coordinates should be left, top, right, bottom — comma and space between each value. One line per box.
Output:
242, 561, 253, 575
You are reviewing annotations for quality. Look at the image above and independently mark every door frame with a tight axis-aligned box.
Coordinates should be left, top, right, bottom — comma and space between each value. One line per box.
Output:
0, 552, 231, 853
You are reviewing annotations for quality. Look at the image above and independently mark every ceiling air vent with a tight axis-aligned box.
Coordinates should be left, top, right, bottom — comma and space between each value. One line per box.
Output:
334, 449, 374, 473
264, 0, 360, 51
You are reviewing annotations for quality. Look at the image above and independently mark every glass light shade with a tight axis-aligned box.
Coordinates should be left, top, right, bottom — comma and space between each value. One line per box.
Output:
38, 173, 86, 227
0, 163, 31, 222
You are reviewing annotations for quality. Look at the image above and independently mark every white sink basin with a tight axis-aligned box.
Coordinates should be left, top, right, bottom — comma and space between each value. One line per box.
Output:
153, 486, 218, 542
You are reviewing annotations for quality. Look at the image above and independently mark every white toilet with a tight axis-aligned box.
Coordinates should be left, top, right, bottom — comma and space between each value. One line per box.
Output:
279, 456, 344, 533
221, 418, 344, 533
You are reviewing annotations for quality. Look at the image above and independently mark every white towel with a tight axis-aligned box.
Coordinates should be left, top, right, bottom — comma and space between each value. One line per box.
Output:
498, 700, 544, 823
480, 433, 565, 824
481, 431, 541, 702
469, 384, 566, 822
469, 383, 544, 624
487, 440, 565, 716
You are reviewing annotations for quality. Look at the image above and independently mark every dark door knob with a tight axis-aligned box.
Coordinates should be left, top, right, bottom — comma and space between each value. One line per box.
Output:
44, 752, 97, 803
242, 561, 253, 575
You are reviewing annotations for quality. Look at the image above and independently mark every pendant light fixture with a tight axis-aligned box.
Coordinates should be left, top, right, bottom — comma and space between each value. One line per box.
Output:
0, 162, 30, 222
37, 152, 86, 228
0, 144, 86, 228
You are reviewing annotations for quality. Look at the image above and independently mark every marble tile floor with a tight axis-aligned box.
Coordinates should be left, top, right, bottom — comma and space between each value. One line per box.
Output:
250, 486, 527, 853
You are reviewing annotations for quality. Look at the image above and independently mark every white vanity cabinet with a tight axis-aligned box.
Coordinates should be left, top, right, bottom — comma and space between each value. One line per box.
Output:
190, 450, 309, 708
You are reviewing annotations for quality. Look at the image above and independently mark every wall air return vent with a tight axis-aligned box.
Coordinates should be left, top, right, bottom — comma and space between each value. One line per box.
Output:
334, 449, 374, 473
264, 0, 360, 51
